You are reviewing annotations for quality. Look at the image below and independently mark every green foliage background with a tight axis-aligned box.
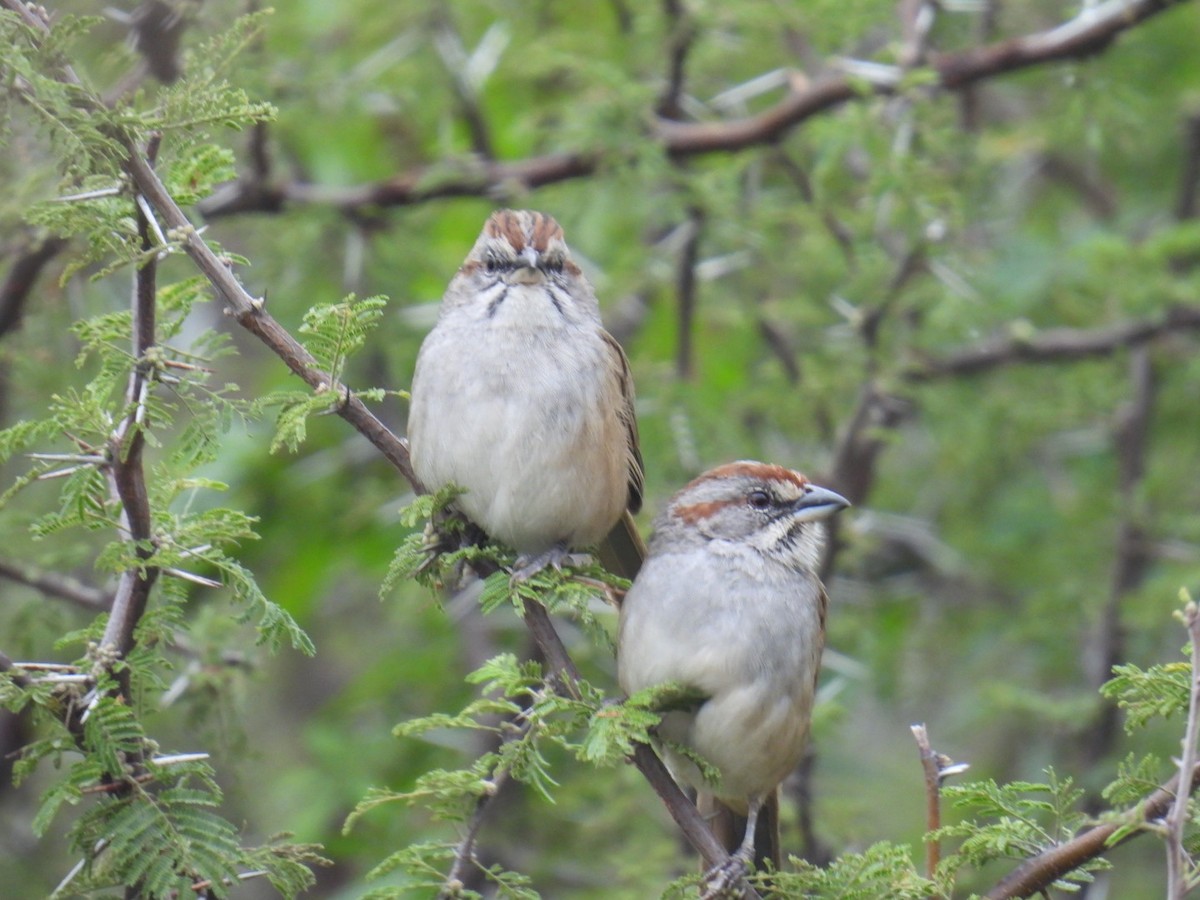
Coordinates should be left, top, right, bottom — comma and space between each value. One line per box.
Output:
2, 0, 1200, 897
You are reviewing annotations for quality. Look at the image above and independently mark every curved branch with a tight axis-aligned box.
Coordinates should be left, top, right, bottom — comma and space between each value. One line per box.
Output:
200, 0, 1191, 218
986, 760, 1200, 899
200, 152, 597, 218
0, 236, 68, 337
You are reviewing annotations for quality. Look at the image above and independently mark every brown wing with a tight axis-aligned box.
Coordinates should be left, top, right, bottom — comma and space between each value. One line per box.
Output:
602, 328, 644, 514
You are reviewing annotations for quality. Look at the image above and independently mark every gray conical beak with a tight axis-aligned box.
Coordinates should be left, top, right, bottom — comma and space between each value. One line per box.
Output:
510, 246, 542, 284
792, 485, 850, 521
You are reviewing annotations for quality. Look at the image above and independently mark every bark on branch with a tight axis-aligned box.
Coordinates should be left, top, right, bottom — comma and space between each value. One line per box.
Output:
905, 304, 1200, 381
198, 0, 1191, 219
986, 760, 1200, 898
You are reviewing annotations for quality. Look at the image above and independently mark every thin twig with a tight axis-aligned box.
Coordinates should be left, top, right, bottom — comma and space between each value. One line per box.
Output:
674, 207, 703, 380
1081, 348, 1154, 773
1177, 111, 1200, 221
911, 723, 968, 890
656, 0, 696, 119
632, 742, 758, 886
912, 724, 942, 880
1167, 601, 1200, 898
440, 754, 513, 895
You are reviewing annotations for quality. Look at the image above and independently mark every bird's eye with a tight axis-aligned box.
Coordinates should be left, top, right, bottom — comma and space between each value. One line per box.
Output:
542, 255, 564, 274
747, 489, 772, 510
483, 253, 500, 274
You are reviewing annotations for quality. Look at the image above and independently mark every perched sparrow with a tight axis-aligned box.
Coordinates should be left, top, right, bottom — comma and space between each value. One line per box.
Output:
407, 210, 644, 578
617, 461, 849, 880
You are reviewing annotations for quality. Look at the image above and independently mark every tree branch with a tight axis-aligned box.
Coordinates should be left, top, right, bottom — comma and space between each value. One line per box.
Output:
198, 0, 1192, 219
0, 236, 68, 338
911, 724, 943, 880
123, 148, 418, 487
0, 558, 112, 612
904, 304, 1200, 381
986, 761, 1200, 898
1081, 349, 1155, 772
655, 0, 697, 120
98, 137, 163, 664
199, 152, 598, 218
632, 742, 751, 878
1177, 110, 1200, 221
1167, 601, 1200, 898
674, 207, 703, 380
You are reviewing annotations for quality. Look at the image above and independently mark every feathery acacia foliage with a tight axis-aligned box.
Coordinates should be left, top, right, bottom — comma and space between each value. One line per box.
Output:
2, 1, 1200, 898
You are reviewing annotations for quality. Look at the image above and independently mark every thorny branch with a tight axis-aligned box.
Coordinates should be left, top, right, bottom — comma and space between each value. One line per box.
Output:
98, 136, 163, 673
912, 724, 943, 880
1166, 602, 1200, 899
122, 149, 419, 487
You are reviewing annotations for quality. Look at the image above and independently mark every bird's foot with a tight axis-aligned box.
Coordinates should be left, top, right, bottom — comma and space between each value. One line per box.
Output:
700, 849, 753, 899
416, 511, 485, 577
510, 544, 592, 582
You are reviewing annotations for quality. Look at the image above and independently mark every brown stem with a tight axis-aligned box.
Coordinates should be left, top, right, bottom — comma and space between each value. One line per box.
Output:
632, 742, 756, 885
986, 761, 1200, 898
911, 724, 944, 886
100, 136, 163, 664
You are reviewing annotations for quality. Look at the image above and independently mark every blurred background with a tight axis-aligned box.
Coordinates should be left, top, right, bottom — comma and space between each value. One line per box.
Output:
2, 0, 1200, 896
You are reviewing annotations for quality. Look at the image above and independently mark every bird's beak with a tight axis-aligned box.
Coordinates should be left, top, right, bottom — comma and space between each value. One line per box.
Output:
510, 247, 542, 284
791, 485, 851, 521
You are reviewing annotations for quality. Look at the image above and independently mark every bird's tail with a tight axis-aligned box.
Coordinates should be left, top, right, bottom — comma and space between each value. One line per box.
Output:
598, 509, 647, 581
